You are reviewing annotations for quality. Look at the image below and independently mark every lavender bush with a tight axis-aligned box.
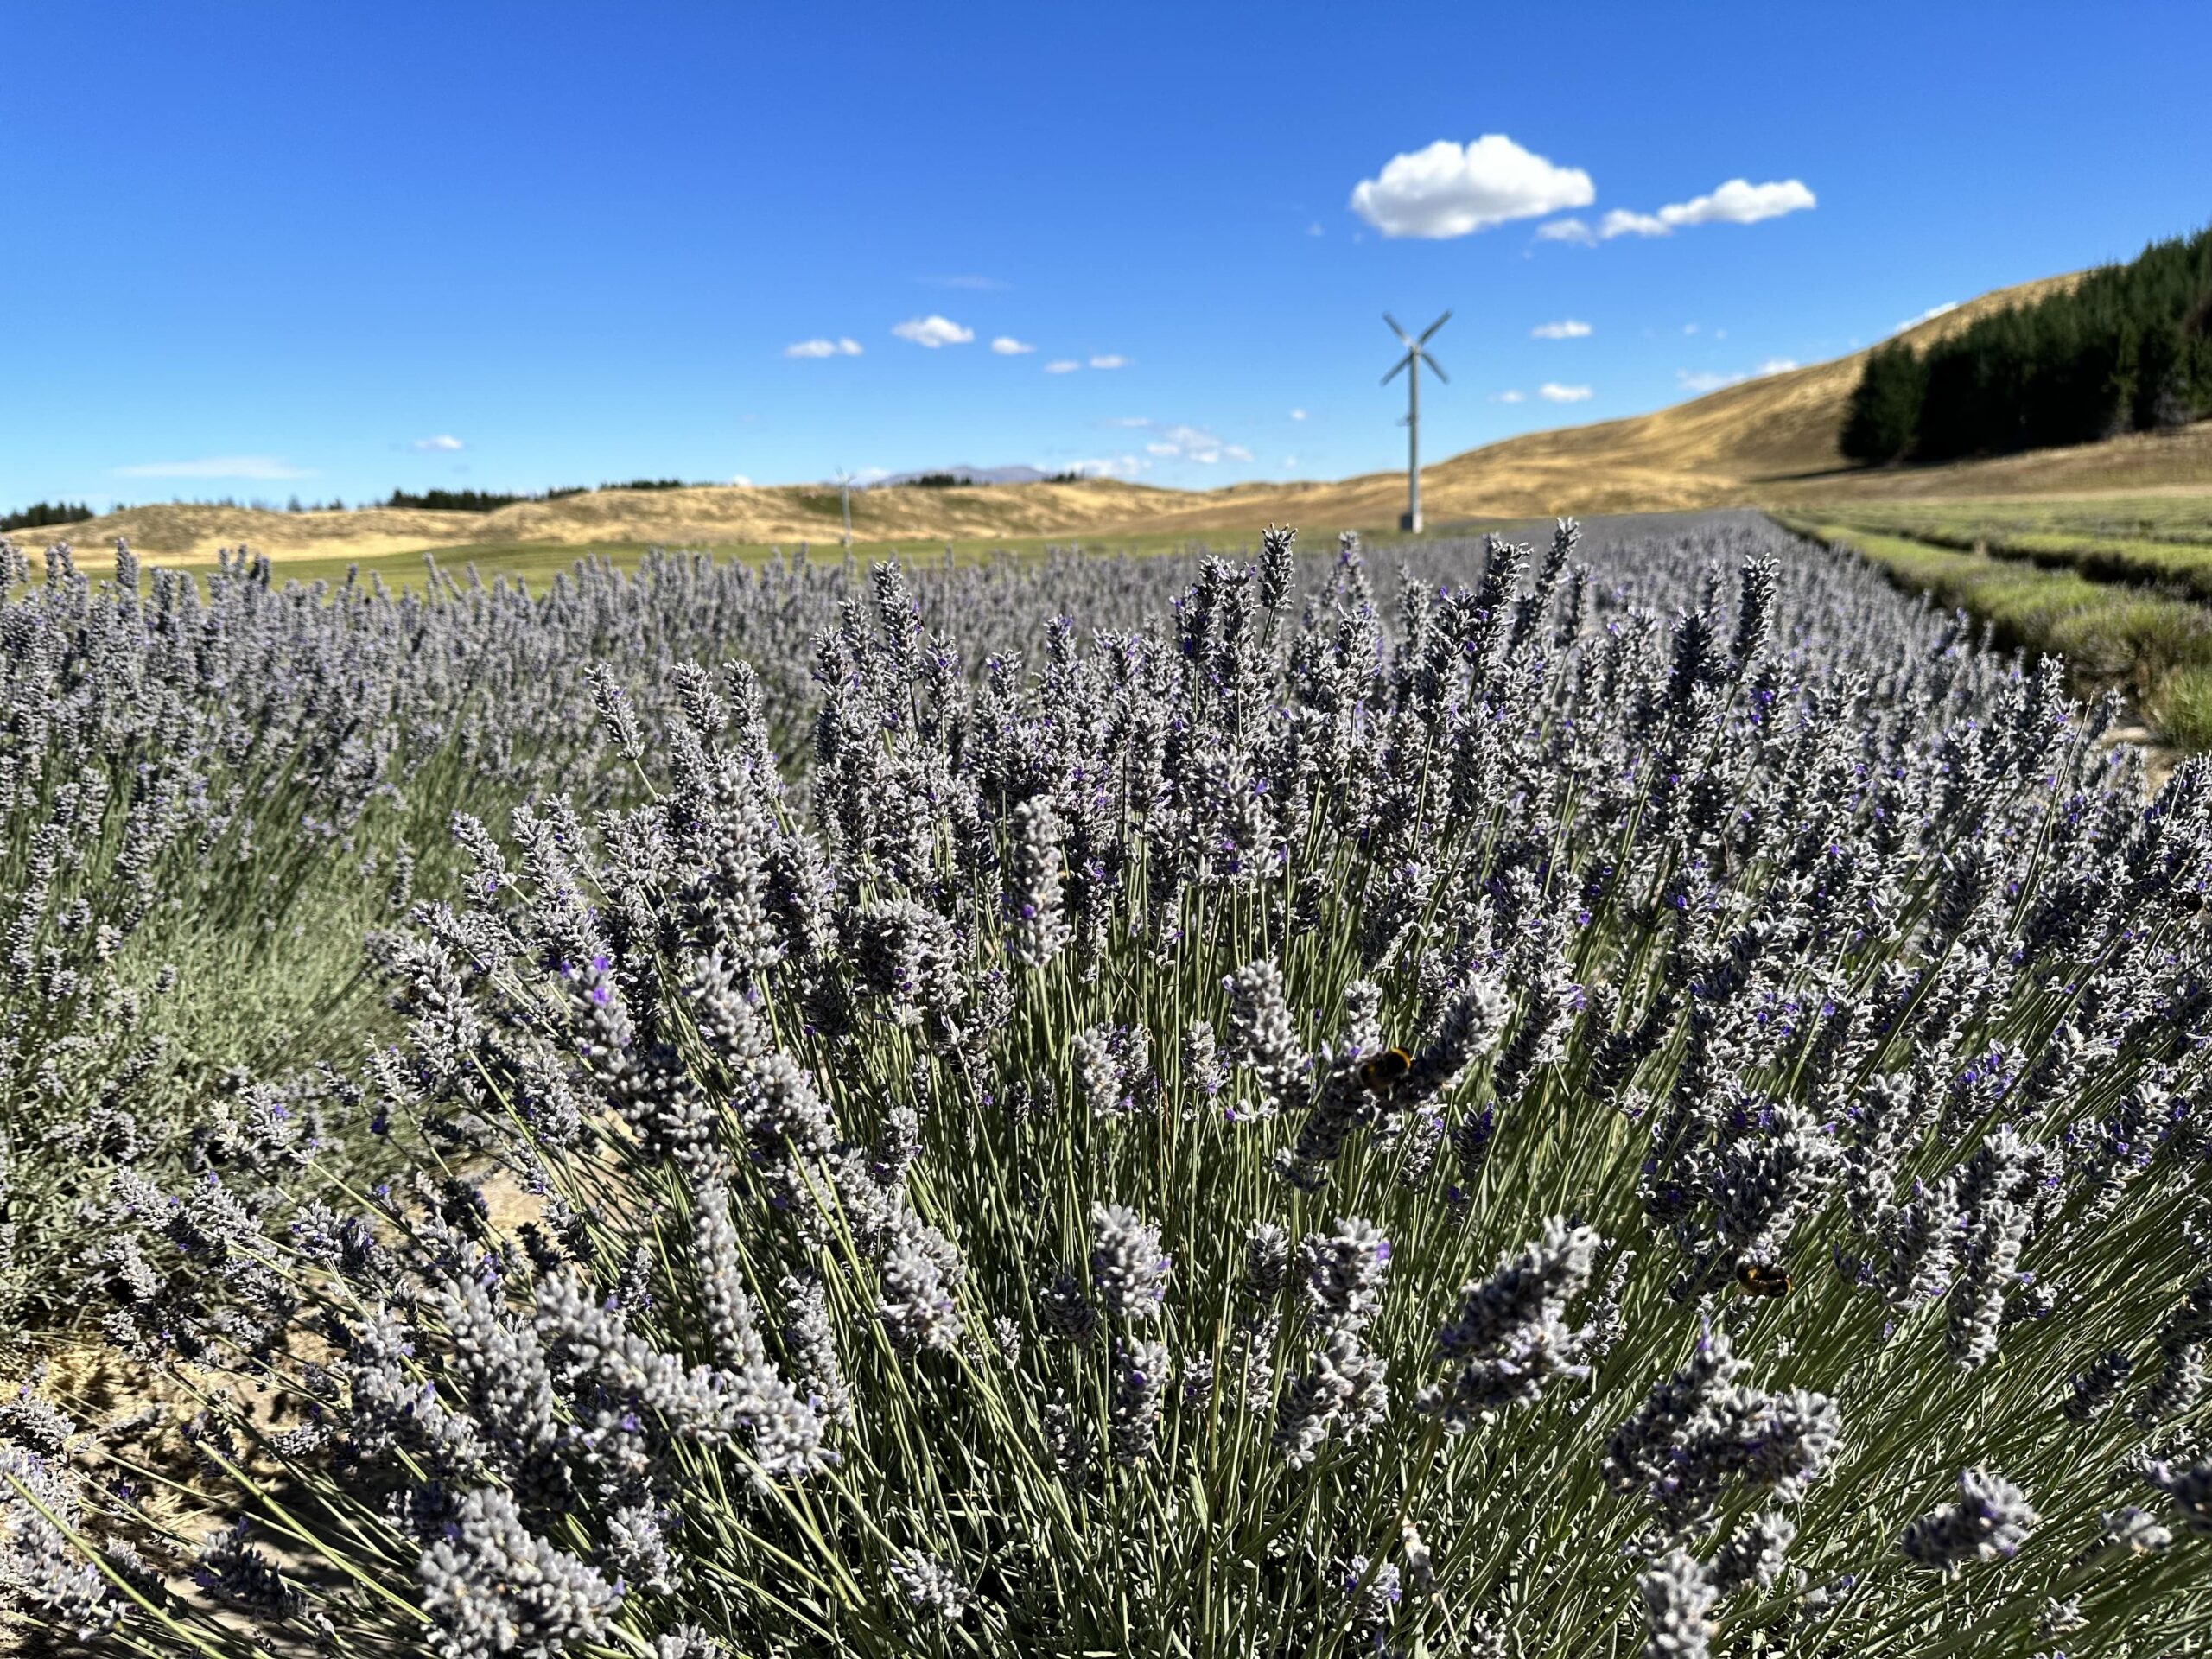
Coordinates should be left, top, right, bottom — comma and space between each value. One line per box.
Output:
4, 516, 2210, 1656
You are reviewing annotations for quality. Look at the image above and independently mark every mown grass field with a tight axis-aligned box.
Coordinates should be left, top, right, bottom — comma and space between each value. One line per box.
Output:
1795, 496, 2212, 604
130, 519, 1556, 594
1778, 505, 2212, 749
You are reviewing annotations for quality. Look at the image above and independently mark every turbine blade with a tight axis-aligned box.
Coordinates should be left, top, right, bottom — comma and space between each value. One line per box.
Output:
1418, 310, 1452, 345
1382, 312, 1410, 343
1381, 355, 1408, 386
1421, 353, 1448, 385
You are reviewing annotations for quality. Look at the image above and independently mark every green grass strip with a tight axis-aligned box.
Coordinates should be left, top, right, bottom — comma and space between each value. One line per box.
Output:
1780, 516, 2212, 749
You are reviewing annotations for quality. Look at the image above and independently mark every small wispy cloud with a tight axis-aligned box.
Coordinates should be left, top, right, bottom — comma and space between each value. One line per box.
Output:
1530, 319, 1592, 340
1288, 408, 1307, 421
1893, 301, 1960, 334
729, 474, 753, 486
892, 315, 974, 348
113, 455, 314, 480
1044, 359, 1082, 374
1600, 178, 1815, 239
919, 274, 1007, 290
1306, 222, 1324, 237
1089, 354, 1128, 370
785, 337, 863, 358
1494, 390, 1527, 404
1102, 416, 1152, 428
1676, 358, 1800, 393
412, 435, 465, 452
1537, 383, 1592, 403
1148, 424, 1249, 463
1065, 454, 1146, 478
990, 336, 1036, 355
1535, 217, 1596, 245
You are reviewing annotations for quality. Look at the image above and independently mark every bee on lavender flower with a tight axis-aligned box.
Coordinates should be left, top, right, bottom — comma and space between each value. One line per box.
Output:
1737, 1262, 1794, 1298
1357, 1047, 1412, 1093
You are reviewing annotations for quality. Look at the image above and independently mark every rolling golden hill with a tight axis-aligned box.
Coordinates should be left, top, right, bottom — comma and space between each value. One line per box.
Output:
14, 266, 2208, 564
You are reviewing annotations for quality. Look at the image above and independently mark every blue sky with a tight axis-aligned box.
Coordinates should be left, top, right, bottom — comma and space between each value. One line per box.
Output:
3, 0, 2208, 510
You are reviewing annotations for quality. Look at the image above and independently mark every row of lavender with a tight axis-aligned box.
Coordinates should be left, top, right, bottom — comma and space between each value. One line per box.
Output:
3, 515, 2209, 1656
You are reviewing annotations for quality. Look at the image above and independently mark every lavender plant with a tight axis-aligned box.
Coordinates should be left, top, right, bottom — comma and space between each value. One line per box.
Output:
5, 516, 2211, 1656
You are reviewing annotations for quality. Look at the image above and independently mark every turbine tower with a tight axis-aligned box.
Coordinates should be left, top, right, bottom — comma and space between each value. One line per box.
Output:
833, 467, 855, 548
1381, 311, 1450, 533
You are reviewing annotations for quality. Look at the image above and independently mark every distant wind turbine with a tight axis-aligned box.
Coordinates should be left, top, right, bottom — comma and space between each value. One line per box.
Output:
1381, 311, 1450, 532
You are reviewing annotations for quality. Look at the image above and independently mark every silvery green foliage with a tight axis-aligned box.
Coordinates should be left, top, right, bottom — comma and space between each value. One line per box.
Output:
11, 514, 2212, 1656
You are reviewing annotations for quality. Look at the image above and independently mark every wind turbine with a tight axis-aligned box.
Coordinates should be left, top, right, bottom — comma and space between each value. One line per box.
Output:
1381, 311, 1450, 532
833, 467, 855, 548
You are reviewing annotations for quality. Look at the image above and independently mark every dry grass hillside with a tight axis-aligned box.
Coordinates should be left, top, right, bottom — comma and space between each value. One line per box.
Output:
18, 267, 2210, 563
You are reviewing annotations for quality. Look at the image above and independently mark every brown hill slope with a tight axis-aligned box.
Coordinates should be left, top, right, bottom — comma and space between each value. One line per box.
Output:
19, 267, 2207, 563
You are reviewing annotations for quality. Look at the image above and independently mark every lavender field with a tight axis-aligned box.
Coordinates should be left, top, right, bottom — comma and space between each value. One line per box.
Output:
2, 512, 2209, 1657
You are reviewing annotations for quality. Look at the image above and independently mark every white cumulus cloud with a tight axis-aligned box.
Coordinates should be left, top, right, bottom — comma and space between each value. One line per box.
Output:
1530, 319, 1592, 340
990, 336, 1035, 355
1044, 359, 1082, 374
1494, 390, 1527, 404
1089, 354, 1127, 370
786, 337, 863, 358
1349, 135, 1594, 239
892, 315, 974, 348
729, 474, 753, 486
412, 435, 465, 452
1065, 455, 1146, 478
1601, 179, 1815, 239
1537, 384, 1592, 404
113, 455, 314, 480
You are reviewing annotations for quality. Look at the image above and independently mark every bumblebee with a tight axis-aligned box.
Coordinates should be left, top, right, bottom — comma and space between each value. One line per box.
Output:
1736, 1262, 1793, 1298
1357, 1048, 1412, 1092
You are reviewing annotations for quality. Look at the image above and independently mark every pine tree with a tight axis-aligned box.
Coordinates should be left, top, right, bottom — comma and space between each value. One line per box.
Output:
1840, 342, 1925, 463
